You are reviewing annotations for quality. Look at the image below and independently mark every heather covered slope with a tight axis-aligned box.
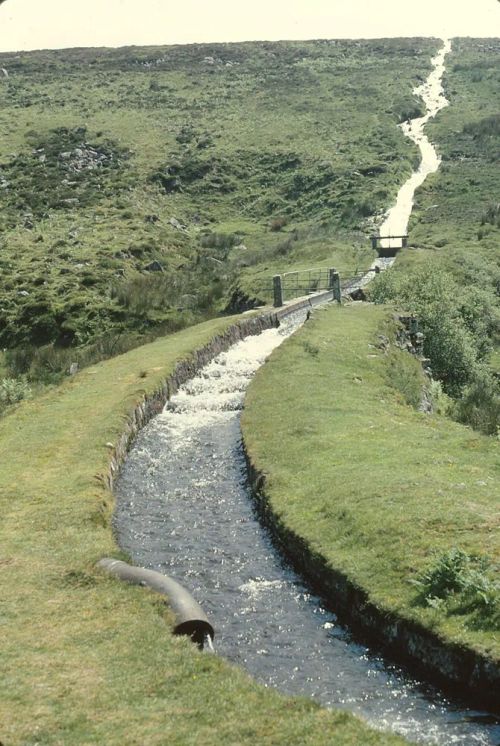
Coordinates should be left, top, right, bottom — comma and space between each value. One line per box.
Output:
0, 39, 437, 350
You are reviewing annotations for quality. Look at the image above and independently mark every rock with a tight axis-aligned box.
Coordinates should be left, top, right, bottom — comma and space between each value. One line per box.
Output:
0, 68, 8, 79
144, 260, 164, 272
69, 362, 79, 376
349, 288, 367, 301
169, 217, 185, 231
234, 244, 248, 251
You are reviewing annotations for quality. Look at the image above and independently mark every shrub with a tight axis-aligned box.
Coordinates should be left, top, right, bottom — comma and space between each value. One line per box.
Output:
370, 267, 486, 397
414, 548, 473, 600
270, 216, 288, 232
0, 377, 32, 406
480, 203, 500, 228
200, 232, 240, 251
453, 370, 500, 436
302, 341, 319, 357
426, 379, 451, 416
411, 548, 500, 628
463, 113, 500, 139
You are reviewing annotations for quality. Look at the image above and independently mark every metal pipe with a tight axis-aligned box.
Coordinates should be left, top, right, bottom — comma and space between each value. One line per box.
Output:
98, 558, 214, 647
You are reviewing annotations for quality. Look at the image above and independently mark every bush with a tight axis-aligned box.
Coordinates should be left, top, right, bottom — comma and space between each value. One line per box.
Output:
269, 216, 288, 232
411, 548, 500, 628
453, 370, 500, 436
0, 377, 32, 406
200, 232, 240, 251
370, 266, 487, 397
426, 379, 451, 416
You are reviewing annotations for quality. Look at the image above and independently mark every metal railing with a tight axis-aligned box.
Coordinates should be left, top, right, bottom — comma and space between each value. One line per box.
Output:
272, 267, 341, 307
281, 267, 331, 298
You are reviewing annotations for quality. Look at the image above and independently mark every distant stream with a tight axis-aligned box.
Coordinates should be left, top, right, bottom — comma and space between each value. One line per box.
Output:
379, 38, 451, 248
114, 40, 499, 745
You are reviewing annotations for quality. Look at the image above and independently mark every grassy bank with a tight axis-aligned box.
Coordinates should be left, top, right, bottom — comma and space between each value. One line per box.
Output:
242, 304, 499, 667
0, 313, 403, 745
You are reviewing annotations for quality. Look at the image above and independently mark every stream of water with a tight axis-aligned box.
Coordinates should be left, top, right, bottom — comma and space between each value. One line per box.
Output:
379, 38, 451, 248
114, 40, 499, 745
114, 311, 499, 746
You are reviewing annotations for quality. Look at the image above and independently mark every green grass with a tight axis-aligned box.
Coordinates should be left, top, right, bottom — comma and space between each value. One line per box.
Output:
242, 304, 499, 659
0, 39, 438, 349
490, 348, 500, 374
0, 312, 404, 745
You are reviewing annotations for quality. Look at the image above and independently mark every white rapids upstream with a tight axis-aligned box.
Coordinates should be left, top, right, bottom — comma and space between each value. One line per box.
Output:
114, 310, 499, 746
113, 40, 499, 746
379, 38, 451, 251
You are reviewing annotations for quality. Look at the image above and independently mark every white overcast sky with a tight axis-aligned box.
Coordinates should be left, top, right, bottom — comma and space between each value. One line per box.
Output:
0, 0, 499, 53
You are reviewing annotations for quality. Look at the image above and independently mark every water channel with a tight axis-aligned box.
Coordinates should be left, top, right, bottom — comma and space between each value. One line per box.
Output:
114, 38, 499, 745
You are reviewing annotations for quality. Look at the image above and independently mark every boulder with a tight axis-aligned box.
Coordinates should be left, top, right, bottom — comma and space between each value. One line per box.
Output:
144, 260, 164, 272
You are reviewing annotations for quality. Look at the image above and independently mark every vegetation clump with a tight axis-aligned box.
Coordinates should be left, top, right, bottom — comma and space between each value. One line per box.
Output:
0, 376, 31, 408
370, 265, 499, 435
412, 548, 499, 630
0, 126, 131, 223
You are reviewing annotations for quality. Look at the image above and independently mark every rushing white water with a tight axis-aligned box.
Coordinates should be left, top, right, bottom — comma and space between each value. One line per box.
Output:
379, 38, 451, 248
115, 311, 500, 745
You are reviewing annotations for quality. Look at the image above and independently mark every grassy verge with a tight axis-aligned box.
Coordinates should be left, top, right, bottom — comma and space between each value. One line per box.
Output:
0, 313, 403, 745
242, 304, 499, 667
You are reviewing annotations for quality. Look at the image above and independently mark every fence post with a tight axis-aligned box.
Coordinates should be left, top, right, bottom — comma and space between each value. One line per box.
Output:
273, 274, 284, 307
371, 236, 379, 251
332, 272, 341, 304
328, 267, 336, 290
